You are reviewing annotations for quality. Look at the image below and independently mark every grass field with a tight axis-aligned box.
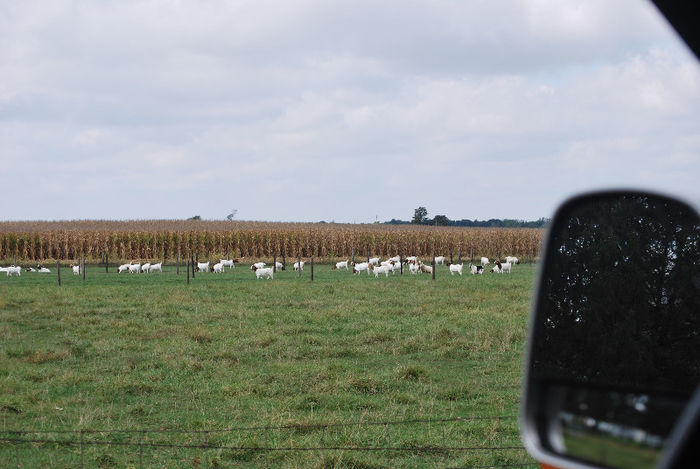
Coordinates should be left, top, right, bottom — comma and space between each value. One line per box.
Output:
0, 262, 537, 468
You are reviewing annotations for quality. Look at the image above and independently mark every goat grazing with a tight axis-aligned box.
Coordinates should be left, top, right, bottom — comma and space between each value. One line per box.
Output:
252, 265, 274, 279
352, 262, 370, 275
434, 256, 446, 265
371, 264, 390, 277
505, 256, 520, 265
129, 263, 141, 274
220, 259, 235, 270
449, 263, 463, 275
294, 261, 305, 272
491, 261, 512, 274
333, 260, 349, 270
212, 262, 224, 273
148, 262, 163, 273
469, 263, 484, 275
197, 261, 210, 272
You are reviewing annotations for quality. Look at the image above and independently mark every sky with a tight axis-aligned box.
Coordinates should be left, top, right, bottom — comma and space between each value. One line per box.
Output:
2, 0, 699, 223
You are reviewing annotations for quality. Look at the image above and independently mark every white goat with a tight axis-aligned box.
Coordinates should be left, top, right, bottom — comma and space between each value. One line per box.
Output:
38, 267, 51, 273
333, 260, 349, 270
251, 262, 266, 270
275, 261, 285, 271
388, 256, 401, 263
197, 261, 210, 272
129, 263, 141, 274
505, 256, 520, 265
434, 256, 446, 265
352, 262, 370, 275
220, 259, 235, 270
409, 262, 420, 274
71, 264, 80, 275
294, 261, 305, 272
212, 262, 224, 273
449, 263, 463, 276
141, 262, 151, 273
253, 266, 274, 279
368, 257, 380, 266
481, 257, 489, 266
117, 263, 130, 273
491, 261, 512, 274
6, 266, 21, 276
148, 262, 163, 273
371, 264, 390, 277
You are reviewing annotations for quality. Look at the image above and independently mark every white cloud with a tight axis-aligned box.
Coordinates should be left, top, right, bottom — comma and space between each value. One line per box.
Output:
1, 0, 699, 222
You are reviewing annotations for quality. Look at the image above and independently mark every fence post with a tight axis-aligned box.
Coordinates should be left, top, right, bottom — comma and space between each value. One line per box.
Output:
57, 261, 61, 286
498, 417, 503, 446
297, 253, 301, 277
366, 249, 370, 264
176, 254, 180, 275
192, 255, 195, 278
273, 253, 277, 273
187, 260, 190, 285
140, 430, 145, 469
432, 255, 436, 280
385, 423, 391, 452
351, 248, 355, 265
282, 253, 286, 271
399, 254, 403, 275
105, 252, 109, 273
82, 257, 86, 281
449, 250, 453, 265
311, 255, 314, 281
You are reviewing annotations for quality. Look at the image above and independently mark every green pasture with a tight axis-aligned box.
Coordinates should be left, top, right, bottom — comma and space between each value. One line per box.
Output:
0, 262, 537, 468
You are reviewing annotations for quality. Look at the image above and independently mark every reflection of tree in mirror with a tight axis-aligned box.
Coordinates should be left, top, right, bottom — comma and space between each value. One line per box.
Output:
533, 194, 700, 398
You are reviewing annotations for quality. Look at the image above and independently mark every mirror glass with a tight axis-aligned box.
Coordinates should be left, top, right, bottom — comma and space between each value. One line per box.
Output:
528, 192, 700, 469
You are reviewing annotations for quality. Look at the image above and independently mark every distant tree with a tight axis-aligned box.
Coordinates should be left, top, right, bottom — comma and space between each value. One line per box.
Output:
384, 218, 411, 225
432, 215, 451, 226
412, 207, 428, 224
188, 215, 202, 221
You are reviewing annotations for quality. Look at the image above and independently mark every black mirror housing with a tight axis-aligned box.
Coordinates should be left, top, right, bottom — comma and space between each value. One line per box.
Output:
521, 190, 700, 469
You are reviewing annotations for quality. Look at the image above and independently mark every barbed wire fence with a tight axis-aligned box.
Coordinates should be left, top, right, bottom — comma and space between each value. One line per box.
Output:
1, 415, 536, 468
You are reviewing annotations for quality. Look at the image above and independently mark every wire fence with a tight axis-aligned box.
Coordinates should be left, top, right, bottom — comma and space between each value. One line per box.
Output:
1, 415, 536, 468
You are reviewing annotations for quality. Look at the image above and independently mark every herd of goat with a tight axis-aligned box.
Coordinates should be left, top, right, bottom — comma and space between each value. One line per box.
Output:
1, 256, 520, 279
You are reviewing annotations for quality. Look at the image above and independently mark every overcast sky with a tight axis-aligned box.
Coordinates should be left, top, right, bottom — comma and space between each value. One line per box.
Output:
2, 0, 699, 223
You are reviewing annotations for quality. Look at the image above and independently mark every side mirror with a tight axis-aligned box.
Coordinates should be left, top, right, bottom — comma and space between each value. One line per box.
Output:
521, 190, 700, 469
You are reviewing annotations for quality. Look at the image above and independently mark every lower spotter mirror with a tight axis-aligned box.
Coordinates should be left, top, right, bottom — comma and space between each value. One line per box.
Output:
521, 191, 700, 469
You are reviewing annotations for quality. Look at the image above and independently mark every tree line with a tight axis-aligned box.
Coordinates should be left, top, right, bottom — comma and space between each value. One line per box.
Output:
383, 207, 550, 228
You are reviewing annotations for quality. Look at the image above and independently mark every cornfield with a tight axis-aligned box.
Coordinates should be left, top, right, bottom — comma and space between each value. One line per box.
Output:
0, 220, 544, 263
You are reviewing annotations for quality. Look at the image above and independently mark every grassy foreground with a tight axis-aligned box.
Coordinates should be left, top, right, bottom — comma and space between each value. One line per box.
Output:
0, 263, 537, 468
